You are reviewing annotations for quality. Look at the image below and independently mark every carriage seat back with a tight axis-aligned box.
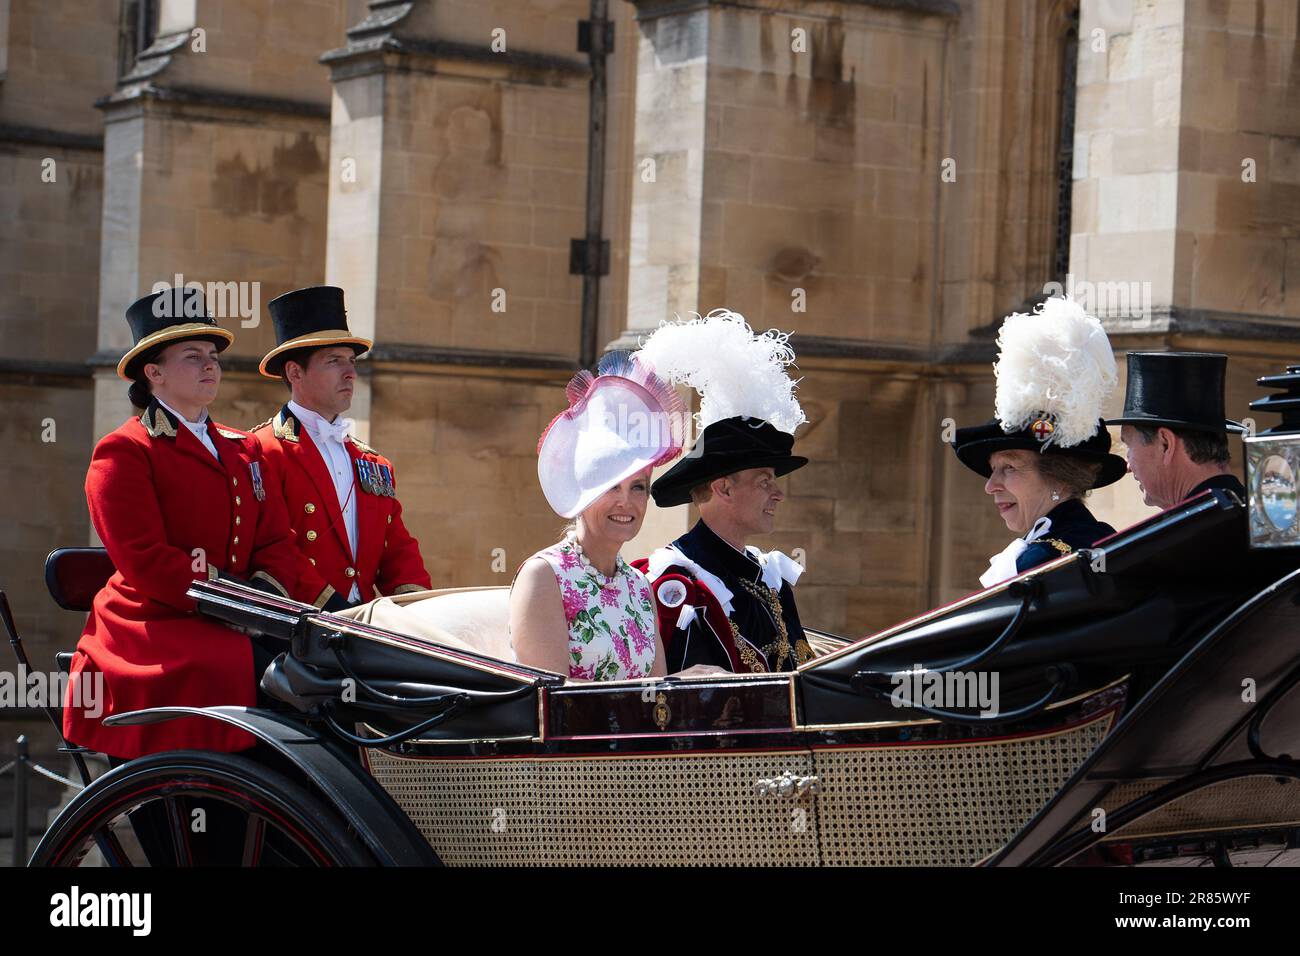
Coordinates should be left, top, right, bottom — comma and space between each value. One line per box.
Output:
45, 547, 115, 612
334, 586, 515, 663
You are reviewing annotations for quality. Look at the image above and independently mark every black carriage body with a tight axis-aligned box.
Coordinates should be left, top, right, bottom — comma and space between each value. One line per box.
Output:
139, 484, 1300, 866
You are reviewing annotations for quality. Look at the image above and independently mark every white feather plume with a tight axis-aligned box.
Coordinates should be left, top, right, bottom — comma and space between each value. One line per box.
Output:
994, 296, 1117, 448
635, 309, 806, 434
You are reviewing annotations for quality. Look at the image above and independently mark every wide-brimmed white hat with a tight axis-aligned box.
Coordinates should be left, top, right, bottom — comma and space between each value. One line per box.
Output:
537, 352, 687, 518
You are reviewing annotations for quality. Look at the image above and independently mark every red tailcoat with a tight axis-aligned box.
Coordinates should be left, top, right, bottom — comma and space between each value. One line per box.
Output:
63, 401, 316, 759
252, 405, 430, 605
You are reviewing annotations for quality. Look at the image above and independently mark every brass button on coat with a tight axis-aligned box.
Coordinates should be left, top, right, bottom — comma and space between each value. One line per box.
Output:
345, 567, 356, 578
309, 558, 316, 566
306, 530, 318, 542
304, 503, 316, 514
235, 495, 241, 506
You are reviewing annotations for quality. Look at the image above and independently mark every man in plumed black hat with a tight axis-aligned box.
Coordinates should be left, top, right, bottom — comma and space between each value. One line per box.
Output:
251, 286, 431, 612
1108, 352, 1246, 510
629, 311, 813, 674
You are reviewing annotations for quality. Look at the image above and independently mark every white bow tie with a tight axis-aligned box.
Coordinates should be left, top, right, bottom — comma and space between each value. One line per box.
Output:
979, 516, 1052, 589
317, 417, 354, 445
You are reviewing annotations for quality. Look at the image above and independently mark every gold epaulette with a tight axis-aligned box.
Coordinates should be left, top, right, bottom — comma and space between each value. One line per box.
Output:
272, 407, 300, 443
1040, 538, 1073, 554
139, 401, 178, 439
215, 427, 246, 440
350, 436, 377, 454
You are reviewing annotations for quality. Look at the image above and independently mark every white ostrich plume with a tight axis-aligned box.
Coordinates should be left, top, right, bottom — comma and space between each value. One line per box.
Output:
635, 309, 806, 434
994, 295, 1117, 449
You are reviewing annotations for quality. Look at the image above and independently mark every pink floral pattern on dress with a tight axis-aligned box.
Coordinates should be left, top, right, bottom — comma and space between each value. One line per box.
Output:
561, 583, 586, 624
528, 539, 657, 681
625, 615, 652, 656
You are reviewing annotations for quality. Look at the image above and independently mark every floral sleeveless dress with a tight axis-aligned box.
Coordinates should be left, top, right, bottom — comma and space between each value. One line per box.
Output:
532, 538, 657, 681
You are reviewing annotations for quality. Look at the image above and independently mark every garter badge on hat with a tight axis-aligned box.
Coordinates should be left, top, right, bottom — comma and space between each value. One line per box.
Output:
951, 296, 1127, 489
537, 352, 687, 519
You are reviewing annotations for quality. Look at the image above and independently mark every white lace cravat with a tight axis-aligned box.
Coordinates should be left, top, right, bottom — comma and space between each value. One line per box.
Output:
979, 516, 1052, 589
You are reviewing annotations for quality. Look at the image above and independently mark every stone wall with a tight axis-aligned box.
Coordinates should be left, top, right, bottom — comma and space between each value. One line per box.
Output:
367, 366, 569, 588
1176, 0, 1300, 321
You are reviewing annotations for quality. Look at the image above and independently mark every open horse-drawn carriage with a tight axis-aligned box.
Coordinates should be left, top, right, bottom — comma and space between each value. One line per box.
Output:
10, 423, 1300, 867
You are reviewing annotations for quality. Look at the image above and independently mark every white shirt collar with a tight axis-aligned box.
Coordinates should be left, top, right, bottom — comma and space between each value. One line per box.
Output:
287, 400, 334, 434
154, 396, 209, 429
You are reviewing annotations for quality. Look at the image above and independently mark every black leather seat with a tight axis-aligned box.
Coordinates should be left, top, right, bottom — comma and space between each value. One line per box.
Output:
45, 547, 115, 613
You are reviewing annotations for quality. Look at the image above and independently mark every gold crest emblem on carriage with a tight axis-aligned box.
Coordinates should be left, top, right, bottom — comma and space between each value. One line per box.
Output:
653, 691, 671, 730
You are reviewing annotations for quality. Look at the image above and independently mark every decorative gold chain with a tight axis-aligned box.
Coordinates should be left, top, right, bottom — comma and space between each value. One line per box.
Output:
734, 578, 794, 670
728, 620, 767, 673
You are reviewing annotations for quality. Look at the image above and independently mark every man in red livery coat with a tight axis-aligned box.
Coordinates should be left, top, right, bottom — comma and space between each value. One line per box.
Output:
63, 289, 323, 761
251, 286, 430, 609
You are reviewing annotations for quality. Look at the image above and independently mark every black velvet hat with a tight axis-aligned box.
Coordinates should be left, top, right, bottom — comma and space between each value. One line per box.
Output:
259, 286, 372, 378
116, 288, 234, 381
951, 418, 1128, 489
650, 416, 808, 507
1106, 352, 1243, 435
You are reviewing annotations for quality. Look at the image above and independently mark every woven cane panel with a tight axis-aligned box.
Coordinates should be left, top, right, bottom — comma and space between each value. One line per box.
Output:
1098, 778, 1172, 813
815, 712, 1113, 866
366, 750, 820, 865
365, 752, 540, 865
534, 752, 819, 865
1108, 775, 1300, 840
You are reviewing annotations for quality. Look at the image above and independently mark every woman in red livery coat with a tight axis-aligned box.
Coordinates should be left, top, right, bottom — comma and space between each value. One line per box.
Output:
63, 288, 319, 760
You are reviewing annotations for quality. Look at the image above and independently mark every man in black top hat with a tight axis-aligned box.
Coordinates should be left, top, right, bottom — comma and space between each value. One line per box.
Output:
252, 286, 431, 612
1107, 352, 1245, 509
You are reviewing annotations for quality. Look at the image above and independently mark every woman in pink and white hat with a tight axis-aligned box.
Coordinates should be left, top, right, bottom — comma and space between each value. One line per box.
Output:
510, 352, 696, 680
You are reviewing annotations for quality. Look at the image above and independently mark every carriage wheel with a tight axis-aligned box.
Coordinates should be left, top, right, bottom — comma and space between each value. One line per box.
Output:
29, 750, 374, 867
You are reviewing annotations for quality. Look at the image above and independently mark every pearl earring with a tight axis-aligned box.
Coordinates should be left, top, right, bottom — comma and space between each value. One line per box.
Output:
1051, 490, 1061, 502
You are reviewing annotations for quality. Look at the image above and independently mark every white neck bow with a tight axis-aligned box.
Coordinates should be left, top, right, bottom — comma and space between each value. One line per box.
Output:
979, 515, 1052, 589
317, 416, 354, 445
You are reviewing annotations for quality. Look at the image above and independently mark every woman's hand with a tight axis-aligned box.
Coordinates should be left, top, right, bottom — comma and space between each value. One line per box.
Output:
672, 664, 731, 678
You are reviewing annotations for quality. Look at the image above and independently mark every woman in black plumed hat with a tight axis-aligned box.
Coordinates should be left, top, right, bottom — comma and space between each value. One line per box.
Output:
951, 297, 1127, 588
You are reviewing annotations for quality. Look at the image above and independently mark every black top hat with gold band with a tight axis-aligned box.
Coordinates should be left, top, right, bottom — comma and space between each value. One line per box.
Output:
259, 286, 373, 378
116, 288, 234, 381
1106, 351, 1244, 435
